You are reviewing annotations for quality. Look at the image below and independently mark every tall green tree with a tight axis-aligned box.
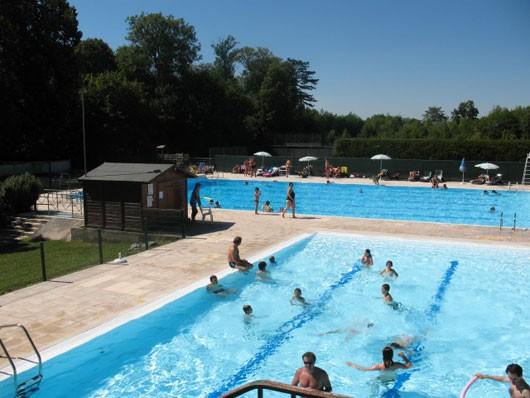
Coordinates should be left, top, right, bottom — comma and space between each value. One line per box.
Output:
287, 58, 318, 108
423, 106, 447, 123
75, 38, 116, 76
451, 100, 479, 121
126, 13, 200, 83
212, 35, 240, 80
0, 0, 81, 161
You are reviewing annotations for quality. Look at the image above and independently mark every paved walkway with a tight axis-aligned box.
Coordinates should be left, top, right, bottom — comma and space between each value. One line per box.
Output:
1, 177, 529, 364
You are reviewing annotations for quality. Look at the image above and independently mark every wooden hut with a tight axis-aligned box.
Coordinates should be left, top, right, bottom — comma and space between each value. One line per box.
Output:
79, 162, 195, 232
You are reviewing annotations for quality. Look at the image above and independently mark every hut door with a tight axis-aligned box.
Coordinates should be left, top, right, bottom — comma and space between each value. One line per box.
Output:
158, 181, 176, 209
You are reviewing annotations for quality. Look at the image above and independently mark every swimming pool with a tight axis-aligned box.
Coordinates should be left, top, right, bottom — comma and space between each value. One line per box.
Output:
190, 178, 530, 228
1, 233, 529, 397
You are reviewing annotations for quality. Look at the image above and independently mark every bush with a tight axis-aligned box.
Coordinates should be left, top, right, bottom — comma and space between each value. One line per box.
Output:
0, 173, 42, 214
333, 138, 530, 161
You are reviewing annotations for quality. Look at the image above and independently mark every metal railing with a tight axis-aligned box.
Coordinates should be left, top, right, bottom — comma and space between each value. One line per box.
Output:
36, 189, 84, 218
220, 380, 353, 398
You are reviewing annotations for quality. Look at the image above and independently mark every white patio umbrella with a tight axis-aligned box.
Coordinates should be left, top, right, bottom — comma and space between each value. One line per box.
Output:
253, 151, 272, 169
371, 154, 391, 170
474, 162, 499, 175
299, 156, 318, 163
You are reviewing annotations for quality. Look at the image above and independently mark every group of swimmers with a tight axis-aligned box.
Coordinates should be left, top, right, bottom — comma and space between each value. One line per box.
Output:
208, 238, 527, 396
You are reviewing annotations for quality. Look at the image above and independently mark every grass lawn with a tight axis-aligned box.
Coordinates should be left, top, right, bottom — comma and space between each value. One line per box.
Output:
0, 239, 145, 294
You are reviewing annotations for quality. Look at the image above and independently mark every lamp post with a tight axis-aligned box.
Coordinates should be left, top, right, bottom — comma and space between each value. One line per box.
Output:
81, 91, 87, 175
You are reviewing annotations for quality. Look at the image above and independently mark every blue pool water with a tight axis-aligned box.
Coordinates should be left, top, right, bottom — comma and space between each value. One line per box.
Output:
189, 178, 530, 227
1, 233, 529, 398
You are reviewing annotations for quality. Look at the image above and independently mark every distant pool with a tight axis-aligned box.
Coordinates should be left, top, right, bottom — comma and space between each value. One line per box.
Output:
190, 178, 530, 227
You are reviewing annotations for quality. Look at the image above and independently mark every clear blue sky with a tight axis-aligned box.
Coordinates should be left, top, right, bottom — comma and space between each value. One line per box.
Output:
69, 0, 530, 119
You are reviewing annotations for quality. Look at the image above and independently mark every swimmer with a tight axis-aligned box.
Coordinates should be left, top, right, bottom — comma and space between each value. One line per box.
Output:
243, 304, 253, 317
263, 200, 273, 213
269, 256, 276, 264
256, 261, 270, 280
381, 284, 394, 305
492, 190, 499, 195
215, 200, 221, 208
319, 322, 374, 338
476, 364, 528, 398
389, 335, 416, 350
359, 188, 363, 193
484, 190, 489, 195
380, 260, 399, 278
346, 346, 412, 372
443, 184, 448, 189
206, 275, 231, 296
490, 206, 496, 212
361, 249, 373, 266
291, 288, 307, 306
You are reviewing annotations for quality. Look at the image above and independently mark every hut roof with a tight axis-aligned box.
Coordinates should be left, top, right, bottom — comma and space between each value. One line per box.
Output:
79, 162, 195, 183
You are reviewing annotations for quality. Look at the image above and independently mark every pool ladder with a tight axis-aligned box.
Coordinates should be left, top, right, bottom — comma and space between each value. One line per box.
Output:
0, 324, 43, 397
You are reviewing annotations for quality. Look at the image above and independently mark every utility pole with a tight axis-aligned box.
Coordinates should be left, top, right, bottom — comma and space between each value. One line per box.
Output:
81, 91, 87, 175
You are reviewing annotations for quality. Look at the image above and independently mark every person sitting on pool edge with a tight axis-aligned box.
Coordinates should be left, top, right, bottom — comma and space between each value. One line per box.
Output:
227, 236, 253, 271
476, 364, 528, 398
380, 260, 399, 278
291, 288, 307, 306
346, 346, 412, 372
292, 352, 332, 392
361, 249, 373, 266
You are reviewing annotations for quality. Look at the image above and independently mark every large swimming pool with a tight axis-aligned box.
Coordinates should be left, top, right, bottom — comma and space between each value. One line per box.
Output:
189, 178, 530, 227
1, 233, 528, 397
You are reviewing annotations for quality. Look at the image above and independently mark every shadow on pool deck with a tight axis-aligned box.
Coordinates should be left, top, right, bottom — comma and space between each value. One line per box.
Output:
186, 220, 235, 236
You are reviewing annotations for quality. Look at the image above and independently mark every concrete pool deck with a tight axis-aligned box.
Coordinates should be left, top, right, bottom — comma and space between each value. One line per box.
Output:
1, 175, 530, 368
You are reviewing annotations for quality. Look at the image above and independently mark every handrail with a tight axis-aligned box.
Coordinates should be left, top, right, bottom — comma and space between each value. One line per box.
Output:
219, 380, 353, 398
0, 324, 43, 392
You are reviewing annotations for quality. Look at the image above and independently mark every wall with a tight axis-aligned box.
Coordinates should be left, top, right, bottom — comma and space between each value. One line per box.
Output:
0, 160, 70, 177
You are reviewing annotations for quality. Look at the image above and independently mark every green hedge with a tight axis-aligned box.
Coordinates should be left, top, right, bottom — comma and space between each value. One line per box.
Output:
334, 138, 530, 161
0, 173, 42, 214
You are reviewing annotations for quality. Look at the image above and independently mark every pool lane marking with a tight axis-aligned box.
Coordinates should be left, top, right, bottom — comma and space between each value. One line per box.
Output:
207, 263, 363, 398
382, 260, 459, 398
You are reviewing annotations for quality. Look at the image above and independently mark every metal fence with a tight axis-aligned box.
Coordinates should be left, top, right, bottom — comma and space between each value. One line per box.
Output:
36, 189, 84, 218
212, 155, 525, 183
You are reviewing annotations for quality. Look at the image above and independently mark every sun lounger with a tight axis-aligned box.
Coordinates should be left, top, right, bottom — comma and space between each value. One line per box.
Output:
420, 171, 433, 182
408, 171, 420, 181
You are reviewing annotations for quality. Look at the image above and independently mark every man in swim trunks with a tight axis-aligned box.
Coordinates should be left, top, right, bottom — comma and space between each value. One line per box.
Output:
346, 346, 412, 372
380, 260, 399, 278
476, 364, 527, 398
292, 352, 332, 392
227, 236, 253, 271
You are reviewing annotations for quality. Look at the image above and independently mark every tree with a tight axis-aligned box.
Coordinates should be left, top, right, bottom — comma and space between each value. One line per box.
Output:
115, 45, 152, 83
126, 13, 200, 82
75, 38, 116, 76
452, 100, 479, 121
0, 0, 81, 161
212, 35, 240, 80
423, 106, 447, 123
287, 58, 318, 108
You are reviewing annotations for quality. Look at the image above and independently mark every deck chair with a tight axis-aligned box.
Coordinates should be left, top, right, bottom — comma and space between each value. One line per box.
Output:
201, 204, 214, 222
420, 171, 433, 182
434, 169, 444, 182
408, 171, 420, 181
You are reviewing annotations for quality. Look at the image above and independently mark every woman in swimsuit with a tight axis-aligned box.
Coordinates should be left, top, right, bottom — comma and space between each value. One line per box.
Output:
346, 346, 412, 372
281, 182, 296, 218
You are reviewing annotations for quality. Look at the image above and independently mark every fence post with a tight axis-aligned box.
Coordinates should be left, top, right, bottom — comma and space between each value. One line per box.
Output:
39, 241, 47, 281
181, 210, 186, 239
98, 229, 104, 264
144, 217, 149, 250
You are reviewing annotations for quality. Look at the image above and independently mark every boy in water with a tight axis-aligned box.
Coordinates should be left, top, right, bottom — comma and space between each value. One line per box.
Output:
476, 364, 528, 398
206, 275, 230, 296
346, 346, 412, 372
380, 260, 399, 278
291, 288, 307, 305
256, 261, 270, 280
361, 249, 373, 266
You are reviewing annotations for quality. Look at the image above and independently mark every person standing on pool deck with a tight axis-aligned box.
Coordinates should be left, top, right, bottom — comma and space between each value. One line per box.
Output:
292, 352, 332, 392
190, 183, 202, 222
286, 159, 292, 177
254, 187, 261, 214
476, 364, 528, 398
346, 346, 412, 371
281, 182, 296, 218
227, 236, 253, 271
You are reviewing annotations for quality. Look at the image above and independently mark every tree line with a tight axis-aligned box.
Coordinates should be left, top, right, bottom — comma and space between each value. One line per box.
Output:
1, 0, 529, 169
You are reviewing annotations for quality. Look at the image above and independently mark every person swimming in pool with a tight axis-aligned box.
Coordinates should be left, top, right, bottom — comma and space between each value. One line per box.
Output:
361, 249, 373, 266
381, 283, 402, 310
319, 322, 375, 339
476, 364, 528, 398
291, 288, 307, 306
380, 260, 399, 278
256, 261, 270, 280
346, 346, 412, 372
206, 275, 233, 296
